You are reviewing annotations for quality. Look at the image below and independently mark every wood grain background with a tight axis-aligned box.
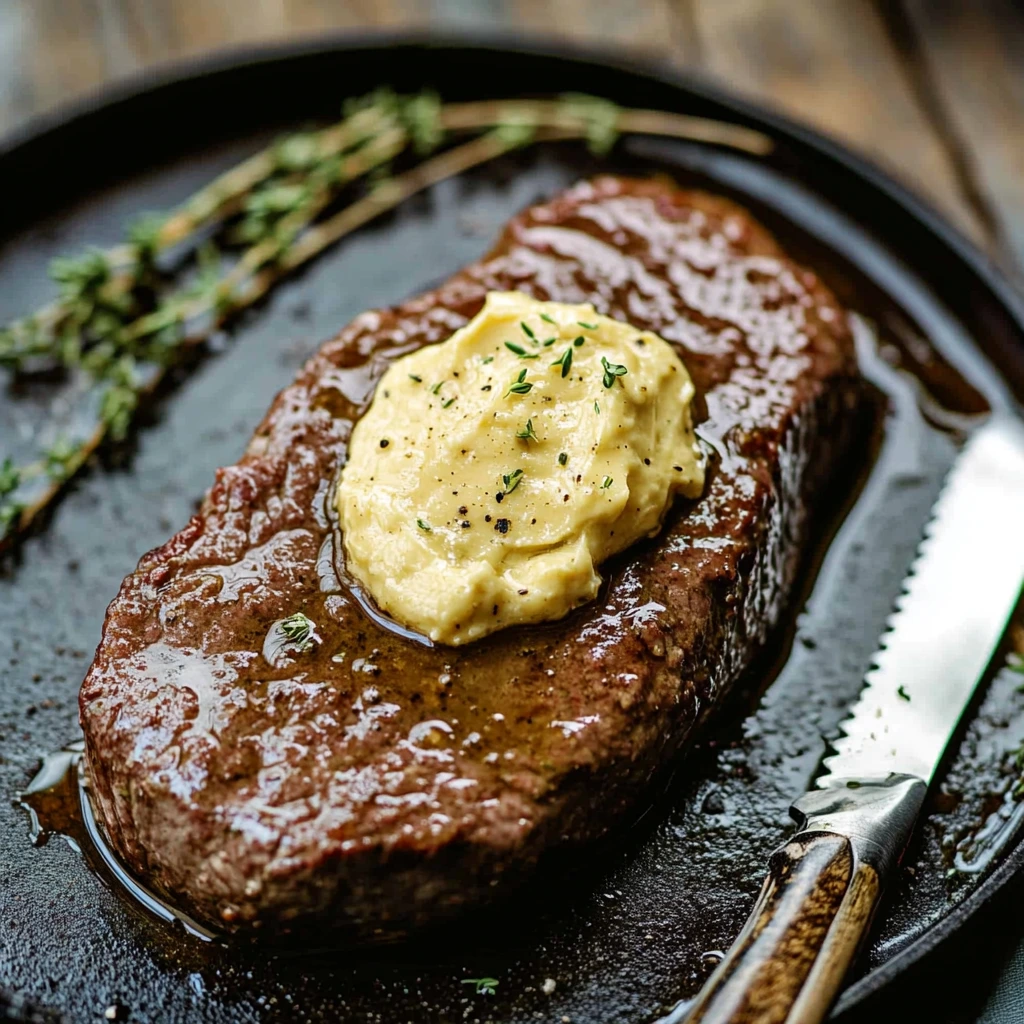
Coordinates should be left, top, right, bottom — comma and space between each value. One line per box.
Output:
1, 3, 1023, 1022
1, 0, 1023, 280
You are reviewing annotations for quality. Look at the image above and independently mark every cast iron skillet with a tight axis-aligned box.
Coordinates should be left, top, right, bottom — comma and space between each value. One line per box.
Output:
2, 33, 1024, 1024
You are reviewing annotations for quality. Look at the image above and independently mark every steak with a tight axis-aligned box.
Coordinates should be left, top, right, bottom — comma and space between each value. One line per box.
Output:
79, 176, 862, 938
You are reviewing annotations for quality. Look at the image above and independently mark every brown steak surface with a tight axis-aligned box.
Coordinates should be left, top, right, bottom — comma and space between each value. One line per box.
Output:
79, 177, 861, 938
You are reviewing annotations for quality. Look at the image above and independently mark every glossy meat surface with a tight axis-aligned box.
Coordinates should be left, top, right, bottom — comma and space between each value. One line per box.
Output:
79, 177, 861, 936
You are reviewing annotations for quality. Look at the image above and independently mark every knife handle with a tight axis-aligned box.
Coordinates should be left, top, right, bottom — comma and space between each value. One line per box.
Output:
683, 774, 927, 1024
684, 830, 879, 1024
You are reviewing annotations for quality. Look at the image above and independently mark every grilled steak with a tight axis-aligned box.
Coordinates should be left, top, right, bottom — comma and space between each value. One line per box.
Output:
79, 176, 861, 938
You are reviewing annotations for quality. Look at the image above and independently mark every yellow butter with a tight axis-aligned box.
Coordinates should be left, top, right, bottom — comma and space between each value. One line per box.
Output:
335, 291, 704, 645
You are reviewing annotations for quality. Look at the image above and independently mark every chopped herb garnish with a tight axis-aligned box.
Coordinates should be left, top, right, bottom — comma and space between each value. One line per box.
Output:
558, 452, 568, 466
578, 320, 597, 329
430, 381, 445, 394
520, 322, 537, 342
601, 356, 628, 388
551, 347, 572, 378
442, 397, 456, 409
542, 336, 557, 346
540, 313, 556, 325
502, 468, 524, 494
505, 340, 538, 359
482, 355, 494, 364
601, 476, 613, 489
416, 518, 432, 531
573, 335, 585, 347
462, 978, 499, 996
279, 612, 319, 653
515, 418, 539, 442
897, 685, 911, 701
594, 400, 601, 414
408, 374, 422, 382
505, 368, 533, 397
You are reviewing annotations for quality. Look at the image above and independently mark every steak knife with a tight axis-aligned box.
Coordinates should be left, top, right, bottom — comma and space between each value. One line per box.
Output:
683, 415, 1024, 1024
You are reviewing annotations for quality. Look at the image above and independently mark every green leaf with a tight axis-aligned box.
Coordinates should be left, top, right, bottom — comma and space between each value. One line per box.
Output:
402, 91, 444, 155
273, 132, 321, 173
493, 116, 537, 149
128, 213, 167, 261
462, 978, 499, 996
44, 437, 81, 482
505, 341, 538, 359
551, 347, 572, 378
343, 87, 401, 121
601, 356, 628, 388
0, 457, 20, 497
49, 249, 110, 303
505, 368, 533, 397
99, 357, 140, 441
0, 499, 24, 537
502, 468, 524, 494
278, 611, 320, 653
559, 93, 621, 155
515, 419, 539, 443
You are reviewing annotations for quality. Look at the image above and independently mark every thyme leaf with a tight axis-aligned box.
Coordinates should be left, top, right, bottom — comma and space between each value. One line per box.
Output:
551, 347, 572, 378
515, 418, 539, 443
279, 612, 320, 653
502, 468, 524, 494
601, 356, 628, 389
462, 978, 499, 996
505, 369, 533, 397
505, 341, 538, 359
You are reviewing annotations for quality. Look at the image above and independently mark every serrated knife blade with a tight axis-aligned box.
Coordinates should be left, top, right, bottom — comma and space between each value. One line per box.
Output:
821, 414, 1024, 787
684, 415, 1024, 1024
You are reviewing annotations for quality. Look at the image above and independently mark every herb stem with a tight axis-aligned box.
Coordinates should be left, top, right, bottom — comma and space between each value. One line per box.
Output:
1, 92, 773, 548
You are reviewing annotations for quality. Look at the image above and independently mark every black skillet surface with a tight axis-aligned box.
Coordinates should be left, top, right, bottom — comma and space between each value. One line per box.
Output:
2, 34, 1024, 1024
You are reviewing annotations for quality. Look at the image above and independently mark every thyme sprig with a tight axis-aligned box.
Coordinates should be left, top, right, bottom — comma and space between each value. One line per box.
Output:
515, 418, 539, 443
0, 89, 771, 548
601, 356, 629, 388
505, 369, 533, 397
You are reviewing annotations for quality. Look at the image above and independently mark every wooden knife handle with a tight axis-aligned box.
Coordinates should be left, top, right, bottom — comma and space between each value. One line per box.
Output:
684, 830, 880, 1024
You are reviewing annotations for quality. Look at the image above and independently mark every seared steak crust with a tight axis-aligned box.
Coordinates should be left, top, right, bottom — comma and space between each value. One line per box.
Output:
80, 177, 860, 937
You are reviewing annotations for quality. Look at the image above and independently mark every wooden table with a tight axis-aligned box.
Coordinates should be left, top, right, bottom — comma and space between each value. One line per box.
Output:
4, 0, 1023, 284
2, 2, 1023, 1022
